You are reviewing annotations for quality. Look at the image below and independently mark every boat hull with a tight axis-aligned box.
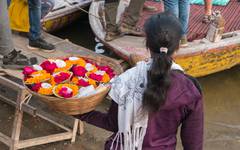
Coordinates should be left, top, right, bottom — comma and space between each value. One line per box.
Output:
42, 0, 92, 32
89, 1, 240, 77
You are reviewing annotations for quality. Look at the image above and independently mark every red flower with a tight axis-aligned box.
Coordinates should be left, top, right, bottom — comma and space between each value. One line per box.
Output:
77, 79, 90, 87
72, 66, 87, 77
31, 83, 42, 92
89, 73, 103, 82
23, 66, 36, 76
58, 87, 73, 98
54, 72, 70, 83
40, 61, 57, 74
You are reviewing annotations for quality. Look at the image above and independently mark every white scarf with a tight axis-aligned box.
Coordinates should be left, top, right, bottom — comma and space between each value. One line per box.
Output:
109, 60, 183, 150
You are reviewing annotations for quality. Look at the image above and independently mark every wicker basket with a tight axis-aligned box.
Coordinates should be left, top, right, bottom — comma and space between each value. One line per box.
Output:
25, 55, 123, 115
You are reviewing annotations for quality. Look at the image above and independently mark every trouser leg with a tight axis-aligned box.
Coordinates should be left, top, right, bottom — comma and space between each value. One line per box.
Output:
123, 0, 146, 26
104, 0, 120, 32
163, 0, 179, 18
179, 0, 190, 36
28, 0, 41, 41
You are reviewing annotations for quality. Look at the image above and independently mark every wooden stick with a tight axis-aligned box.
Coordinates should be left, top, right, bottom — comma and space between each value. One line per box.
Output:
71, 119, 79, 143
78, 120, 84, 135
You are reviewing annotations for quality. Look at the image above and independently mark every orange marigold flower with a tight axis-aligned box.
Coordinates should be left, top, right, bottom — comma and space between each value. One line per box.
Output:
54, 84, 79, 98
25, 70, 51, 84
54, 60, 72, 73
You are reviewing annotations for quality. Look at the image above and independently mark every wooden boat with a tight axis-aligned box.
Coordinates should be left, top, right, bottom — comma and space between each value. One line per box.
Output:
89, 0, 240, 77
42, 0, 92, 32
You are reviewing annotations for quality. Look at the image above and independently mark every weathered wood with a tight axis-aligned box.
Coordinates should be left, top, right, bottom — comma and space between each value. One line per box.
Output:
0, 132, 11, 146
17, 132, 73, 149
78, 120, 84, 135
71, 119, 79, 143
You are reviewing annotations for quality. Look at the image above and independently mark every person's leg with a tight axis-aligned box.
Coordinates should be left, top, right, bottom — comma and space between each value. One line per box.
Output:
104, 0, 121, 41
28, 0, 55, 51
120, 0, 145, 35
41, 0, 55, 19
163, 0, 179, 18
28, 0, 41, 41
179, 0, 190, 47
105, 0, 119, 33
204, 0, 212, 16
123, 0, 145, 26
202, 0, 212, 23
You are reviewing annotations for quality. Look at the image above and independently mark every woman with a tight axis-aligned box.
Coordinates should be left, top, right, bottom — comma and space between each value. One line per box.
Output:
75, 12, 203, 150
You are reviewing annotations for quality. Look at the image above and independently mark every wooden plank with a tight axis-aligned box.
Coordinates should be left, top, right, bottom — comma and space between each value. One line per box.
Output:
0, 132, 11, 146
78, 120, 84, 135
10, 90, 26, 150
17, 132, 72, 149
71, 119, 79, 143
0, 76, 25, 91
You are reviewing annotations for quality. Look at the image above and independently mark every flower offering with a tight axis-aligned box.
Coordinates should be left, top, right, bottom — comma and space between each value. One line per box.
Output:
23, 56, 116, 99
54, 84, 78, 98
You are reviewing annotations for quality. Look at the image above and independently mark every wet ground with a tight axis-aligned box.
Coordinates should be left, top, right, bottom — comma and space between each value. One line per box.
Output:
0, 15, 239, 150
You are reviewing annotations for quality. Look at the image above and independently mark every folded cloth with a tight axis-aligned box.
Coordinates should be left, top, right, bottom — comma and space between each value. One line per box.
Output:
191, 0, 230, 6
8, 0, 30, 32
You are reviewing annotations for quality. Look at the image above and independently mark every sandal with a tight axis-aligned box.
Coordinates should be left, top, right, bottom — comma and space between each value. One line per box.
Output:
105, 31, 123, 41
1, 49, 37, 69
120, 22, 144, 36
202, 15, 213, 24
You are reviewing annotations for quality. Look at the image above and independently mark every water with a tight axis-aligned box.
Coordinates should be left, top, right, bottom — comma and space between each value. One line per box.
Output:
53, 14, 240, 149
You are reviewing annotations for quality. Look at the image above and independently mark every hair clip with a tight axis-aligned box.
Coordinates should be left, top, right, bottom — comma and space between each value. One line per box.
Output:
160, 47, 168, 54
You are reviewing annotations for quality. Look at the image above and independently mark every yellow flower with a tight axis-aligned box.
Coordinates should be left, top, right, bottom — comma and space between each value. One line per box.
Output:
102, 73, 110, 83
38, 87, 53, 95
25, 71, 51, 84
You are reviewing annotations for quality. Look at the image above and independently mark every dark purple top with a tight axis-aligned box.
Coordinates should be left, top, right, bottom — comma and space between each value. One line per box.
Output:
75, 71, 203, 150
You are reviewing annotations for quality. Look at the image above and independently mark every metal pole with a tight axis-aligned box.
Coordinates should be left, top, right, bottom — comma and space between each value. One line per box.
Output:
0, 0, 14, 55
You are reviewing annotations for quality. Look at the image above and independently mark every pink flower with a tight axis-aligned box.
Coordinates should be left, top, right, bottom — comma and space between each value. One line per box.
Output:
23, 66, 36, 76
89, 73, 103, 82
31, 83, 42, 92
40, 61, 57, 74
54, 72, 70, 83
97, 66, 114, 74
58, 87, 73, 98
72, 66, 87, 77
77, 79, 90, 87
108, 72, 116, 79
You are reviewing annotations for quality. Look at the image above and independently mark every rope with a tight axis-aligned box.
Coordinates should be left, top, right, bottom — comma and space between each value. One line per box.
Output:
20, 93, 32, 110
64, 0, 102, 20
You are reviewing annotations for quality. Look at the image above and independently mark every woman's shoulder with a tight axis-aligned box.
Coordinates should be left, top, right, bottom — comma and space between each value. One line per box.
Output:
163, 71, 202, 109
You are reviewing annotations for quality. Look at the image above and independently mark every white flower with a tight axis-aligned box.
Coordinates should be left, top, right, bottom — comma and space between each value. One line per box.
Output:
69, 57, 79, 61
41, 83, 52, 89
55, 59, 66, 68
33, 65, 43, 71
85, 63, 95, 71
77, 85, 96, 97
95, 70, 106, 75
